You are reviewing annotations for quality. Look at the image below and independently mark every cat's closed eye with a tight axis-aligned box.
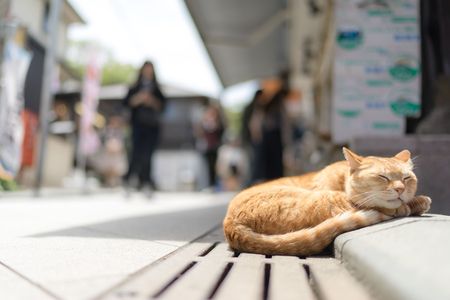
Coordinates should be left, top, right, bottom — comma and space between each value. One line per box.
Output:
378, 175, 390, 181
403, 176, 412, 181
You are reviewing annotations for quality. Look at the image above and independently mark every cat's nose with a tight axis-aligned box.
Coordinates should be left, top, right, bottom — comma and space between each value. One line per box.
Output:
393, 183, 405, 195
395, 187, 405, 194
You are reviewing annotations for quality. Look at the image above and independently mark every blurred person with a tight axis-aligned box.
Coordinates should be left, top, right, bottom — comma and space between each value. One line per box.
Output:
196, 103, 225, 189
241, 90, 263, 146
95, 116, 127, 187
248, 75, 292, 183
241, 90, 265, 184
261, 86, 290, 180
49, 102, 76, 139
17, 110, 38, 186
216, 135, 249, 191
123, 61, 166, 195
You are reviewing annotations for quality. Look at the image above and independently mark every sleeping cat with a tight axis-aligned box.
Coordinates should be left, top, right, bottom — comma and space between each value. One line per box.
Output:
223, 148, 431, 256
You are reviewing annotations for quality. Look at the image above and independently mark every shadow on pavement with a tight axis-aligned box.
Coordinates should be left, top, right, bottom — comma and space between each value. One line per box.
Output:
30, 203, 228, 243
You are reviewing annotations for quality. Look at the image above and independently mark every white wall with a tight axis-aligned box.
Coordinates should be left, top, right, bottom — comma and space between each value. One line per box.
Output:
10, 0, 71, 57
10, 0, 44, 40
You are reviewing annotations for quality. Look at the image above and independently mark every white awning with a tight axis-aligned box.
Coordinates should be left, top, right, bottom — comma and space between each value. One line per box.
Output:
185, 0, 288, 87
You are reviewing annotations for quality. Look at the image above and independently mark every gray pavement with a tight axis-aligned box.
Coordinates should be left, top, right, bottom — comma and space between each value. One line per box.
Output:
2, 189, 449, 300
0, 190, 232, 300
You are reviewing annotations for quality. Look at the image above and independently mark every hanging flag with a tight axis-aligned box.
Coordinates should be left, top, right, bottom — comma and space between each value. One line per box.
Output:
0, 37, 32, 179
78, 50, 103, 156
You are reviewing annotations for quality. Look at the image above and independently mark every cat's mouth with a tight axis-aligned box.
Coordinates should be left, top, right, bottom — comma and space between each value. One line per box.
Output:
384, 198, 404, 208
377, 197, 403, 209
387, 197, 403, 202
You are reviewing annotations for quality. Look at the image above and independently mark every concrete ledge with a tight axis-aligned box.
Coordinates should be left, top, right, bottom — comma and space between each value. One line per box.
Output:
335, 214, 450, 300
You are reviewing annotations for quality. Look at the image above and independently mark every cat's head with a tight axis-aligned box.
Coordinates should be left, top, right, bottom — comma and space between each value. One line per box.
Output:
343, 147, 417, 209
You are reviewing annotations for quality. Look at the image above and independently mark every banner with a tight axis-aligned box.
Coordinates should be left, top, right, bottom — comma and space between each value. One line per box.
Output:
332, 0, 420, 143
78, 51, 103, 157
0, 39, 32, 179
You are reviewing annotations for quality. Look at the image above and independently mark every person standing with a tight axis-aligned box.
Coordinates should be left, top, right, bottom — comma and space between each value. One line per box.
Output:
196, 103, 225, 189
123, 61, 166, 194
242, 90, 265, 185
260, 88, 288, 180
245, 77, 292, 183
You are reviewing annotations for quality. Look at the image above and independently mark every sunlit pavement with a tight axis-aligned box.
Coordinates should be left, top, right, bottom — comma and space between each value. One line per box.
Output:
0, 189, 233, 300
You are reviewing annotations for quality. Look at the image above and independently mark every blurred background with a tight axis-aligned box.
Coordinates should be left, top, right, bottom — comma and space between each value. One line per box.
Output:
0, 0, 449, 212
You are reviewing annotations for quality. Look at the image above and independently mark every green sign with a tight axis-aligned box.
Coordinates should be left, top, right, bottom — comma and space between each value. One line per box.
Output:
372, 122, 401, 129
337, 109, 360, 118
389, 57, 419, 81
390, 99, 421, 116
337, 28, 363, 50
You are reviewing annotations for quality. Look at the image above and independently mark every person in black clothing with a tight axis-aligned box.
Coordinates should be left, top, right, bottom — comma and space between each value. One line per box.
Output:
261, 88, 287, 180
244, 74, 292, 183
123, 61, 166, 192
241, 90, 264, 185
197, 104, 225, 188
241, 90, 263, 147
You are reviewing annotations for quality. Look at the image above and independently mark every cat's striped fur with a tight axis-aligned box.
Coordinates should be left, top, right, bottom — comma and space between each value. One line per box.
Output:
223, 148, 431, 256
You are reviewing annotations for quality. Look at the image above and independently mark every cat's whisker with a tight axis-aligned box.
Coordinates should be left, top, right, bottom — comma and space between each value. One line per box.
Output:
350, 191, 381, 207
351, 191, 390, 199
355, 191, 393, 207
410, 156, 419, 170
354, 195, 377, 208
357, 197, 377, 207
351, 191, 384, 201
349, 191, 375, 201
356, 189, 402, 208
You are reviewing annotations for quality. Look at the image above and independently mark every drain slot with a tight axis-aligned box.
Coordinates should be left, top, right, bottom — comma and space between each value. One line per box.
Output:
207, 262, 234, 299
304, 263, 323, 300
199, 242, 220, 257
232, 251, 240, 257
152, 261, 197, 298
263, 263, 271, 300
303, 264, 311, 280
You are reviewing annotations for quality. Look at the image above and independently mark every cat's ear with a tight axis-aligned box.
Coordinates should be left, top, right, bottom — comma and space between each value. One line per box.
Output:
343, 147, 362, 172
394, 149, 411, 162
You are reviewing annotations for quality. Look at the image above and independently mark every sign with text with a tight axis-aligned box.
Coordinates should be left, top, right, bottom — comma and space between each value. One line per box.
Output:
332, 0, 420, 143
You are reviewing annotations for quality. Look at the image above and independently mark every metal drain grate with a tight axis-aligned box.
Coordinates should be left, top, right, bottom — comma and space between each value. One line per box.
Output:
99, 228, 372, 300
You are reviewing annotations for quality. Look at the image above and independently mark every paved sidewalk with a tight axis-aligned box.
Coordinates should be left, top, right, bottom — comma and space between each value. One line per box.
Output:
2, 189, 448, 300
0, 190, 232, 300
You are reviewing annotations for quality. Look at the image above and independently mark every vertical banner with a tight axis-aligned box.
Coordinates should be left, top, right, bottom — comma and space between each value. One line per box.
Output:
0, 37, 32, 179
332, 0, 420, 143
78, 51, 102, 160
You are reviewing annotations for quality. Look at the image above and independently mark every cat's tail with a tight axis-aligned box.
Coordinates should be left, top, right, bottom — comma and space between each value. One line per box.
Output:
223, 210, 391, 256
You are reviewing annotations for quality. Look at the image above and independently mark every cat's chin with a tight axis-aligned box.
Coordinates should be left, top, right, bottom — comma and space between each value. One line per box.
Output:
382, 198, 403, 209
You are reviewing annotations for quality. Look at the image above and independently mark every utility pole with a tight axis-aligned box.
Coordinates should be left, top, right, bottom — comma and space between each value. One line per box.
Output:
34, 0, 62, 196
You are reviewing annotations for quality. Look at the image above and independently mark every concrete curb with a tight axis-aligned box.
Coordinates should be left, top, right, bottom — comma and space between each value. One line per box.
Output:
335, 214, 450, 300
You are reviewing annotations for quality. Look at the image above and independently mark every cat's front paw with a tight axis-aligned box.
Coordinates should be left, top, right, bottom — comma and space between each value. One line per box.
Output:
394, 203, 411, 217
408, 195, 432, 216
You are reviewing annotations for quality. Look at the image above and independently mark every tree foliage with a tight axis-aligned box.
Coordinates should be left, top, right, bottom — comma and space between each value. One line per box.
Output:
66, 40, 137, 85
100, 61, 136, 85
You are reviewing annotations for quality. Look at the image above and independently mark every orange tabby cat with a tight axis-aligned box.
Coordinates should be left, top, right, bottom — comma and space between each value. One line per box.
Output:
223, 148, 431, 256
